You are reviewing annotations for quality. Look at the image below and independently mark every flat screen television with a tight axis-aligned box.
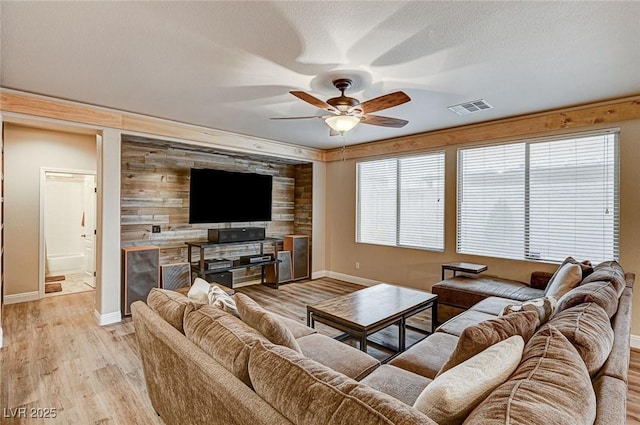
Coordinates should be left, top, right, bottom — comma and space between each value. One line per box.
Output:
189, 168, 273, 223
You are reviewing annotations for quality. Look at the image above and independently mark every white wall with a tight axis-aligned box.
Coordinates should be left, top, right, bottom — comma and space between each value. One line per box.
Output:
4, 124, 96, 298
45, 176, 85, 274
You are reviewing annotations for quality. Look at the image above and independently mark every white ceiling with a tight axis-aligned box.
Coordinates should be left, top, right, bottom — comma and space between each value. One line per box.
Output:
2, 1, 640, 150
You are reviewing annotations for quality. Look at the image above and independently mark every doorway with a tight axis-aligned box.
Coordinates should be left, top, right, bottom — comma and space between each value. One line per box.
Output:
40, 169, 97, 298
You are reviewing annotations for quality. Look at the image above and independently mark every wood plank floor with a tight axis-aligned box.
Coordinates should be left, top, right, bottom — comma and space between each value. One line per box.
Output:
0, 278, 638, 424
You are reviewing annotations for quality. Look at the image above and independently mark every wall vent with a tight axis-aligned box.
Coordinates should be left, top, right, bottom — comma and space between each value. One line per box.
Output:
448, 99, 493, 116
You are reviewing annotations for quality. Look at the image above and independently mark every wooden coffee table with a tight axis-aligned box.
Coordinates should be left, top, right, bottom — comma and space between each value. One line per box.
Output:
306, 284, 437, 355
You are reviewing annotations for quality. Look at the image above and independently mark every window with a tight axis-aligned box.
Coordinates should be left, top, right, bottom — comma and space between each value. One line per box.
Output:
357, 152, 445, 251
457, 131, 619, 263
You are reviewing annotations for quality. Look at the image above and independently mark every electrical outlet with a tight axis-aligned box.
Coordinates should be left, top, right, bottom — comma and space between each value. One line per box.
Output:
355, 262, 360, 270
152, 225, 161, 233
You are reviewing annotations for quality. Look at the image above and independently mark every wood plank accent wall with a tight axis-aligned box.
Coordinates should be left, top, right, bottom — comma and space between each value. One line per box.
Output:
294, 164, 313, 237
120, 139, 311, 283
294, 163, 313, 273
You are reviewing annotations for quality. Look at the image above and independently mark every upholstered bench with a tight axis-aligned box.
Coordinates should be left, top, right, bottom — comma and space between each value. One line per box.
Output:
432, 274, 549, 324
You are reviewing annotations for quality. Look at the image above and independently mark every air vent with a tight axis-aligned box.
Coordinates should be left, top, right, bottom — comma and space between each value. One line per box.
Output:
448, 99, 493, 116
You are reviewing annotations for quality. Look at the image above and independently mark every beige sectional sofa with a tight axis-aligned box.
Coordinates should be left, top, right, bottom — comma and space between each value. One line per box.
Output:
132, 260, 633, 425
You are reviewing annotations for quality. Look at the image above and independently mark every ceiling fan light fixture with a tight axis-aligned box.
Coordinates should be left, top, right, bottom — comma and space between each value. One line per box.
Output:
325, 115, 360, 133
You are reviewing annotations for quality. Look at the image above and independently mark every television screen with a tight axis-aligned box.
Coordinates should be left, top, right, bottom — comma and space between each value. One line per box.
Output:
189, 168, 273, 223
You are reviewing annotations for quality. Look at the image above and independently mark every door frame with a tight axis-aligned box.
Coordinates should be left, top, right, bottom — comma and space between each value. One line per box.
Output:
39, 167, 97, 298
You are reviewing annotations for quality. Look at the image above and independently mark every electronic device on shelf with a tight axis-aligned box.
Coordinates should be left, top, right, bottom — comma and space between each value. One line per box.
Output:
205, 258, 233, 271
189, 168, 273, 224
239, 254, 273, 264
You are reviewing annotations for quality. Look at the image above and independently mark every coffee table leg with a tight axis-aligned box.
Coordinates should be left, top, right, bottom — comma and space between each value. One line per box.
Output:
307, 310, 312, 327
431, 302, 438, 333
360, 333, 368, 352
399, 317, 406, 352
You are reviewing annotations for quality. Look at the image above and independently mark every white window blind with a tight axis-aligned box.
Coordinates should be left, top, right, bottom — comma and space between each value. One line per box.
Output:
357, 152, 445, 251
457, 131, 619, 263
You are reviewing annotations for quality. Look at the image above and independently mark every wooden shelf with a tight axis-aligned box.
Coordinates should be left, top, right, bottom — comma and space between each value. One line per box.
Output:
186, 238, 283, 288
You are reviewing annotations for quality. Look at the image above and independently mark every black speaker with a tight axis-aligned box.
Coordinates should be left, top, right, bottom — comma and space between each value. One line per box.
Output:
122, 246, 160, 316
284, 235, 309, 281
208, 227, 265, 243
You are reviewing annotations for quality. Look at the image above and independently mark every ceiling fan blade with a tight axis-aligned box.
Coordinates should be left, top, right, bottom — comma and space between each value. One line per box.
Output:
290, 91, 337, 112
357, 91, 410, 114
361, 114, 409, 128
270, 116, 323, 120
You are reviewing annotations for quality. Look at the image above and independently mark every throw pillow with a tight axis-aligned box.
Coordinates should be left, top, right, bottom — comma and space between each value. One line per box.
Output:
438, 310, 538, 376
464, 326, 596, 425
187, 277, 210, 304
556, 280, 619, 318
236, 293, 302, 353
544, 262, 582, 299
208, 285, 240, 317
547, 302, 614, 377
413, 336, 524, 425
499, 296, 557, 326
146, 288, 200, 333
581, 260, 627, 297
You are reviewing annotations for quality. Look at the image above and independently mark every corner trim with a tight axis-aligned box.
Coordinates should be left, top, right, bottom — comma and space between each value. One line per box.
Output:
631, 334, 640, 349
4, 291, 39, 305
0, 327, 3, 348
94, 310, 122, 326
326, 271, 383, 287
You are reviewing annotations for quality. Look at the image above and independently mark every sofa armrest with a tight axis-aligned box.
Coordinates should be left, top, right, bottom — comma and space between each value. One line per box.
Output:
529, 271, 553, 290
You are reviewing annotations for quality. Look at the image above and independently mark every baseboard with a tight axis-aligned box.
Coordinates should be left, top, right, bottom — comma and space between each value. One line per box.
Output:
311, 270, 328, 279
4, 291, 39, 305
326, 271, 383, 287
94, 310, 122, 326
631, 334, 640, 349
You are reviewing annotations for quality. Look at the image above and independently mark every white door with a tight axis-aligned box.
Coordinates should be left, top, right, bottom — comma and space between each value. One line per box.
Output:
82, 175, 97, 287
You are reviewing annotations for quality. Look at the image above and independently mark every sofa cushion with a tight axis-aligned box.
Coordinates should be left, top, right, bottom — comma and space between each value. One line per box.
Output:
296, 333, 380, 380
389, 332, 459, 379
500, 296, 557, 326
360, 364, 432, 406
468, 296, 515, 316
415, 336, 524, 425
556, 280, 619, 318
146, 288, 201, 334
184, 305, 267, 387
547, 302, 614, 377
581, 260, 627, 297
464, 326, 596, 425
248, 341, 438, 425
271, 313, 317, 339
544, 262, 582, 299
438, 310, 538, 376
236, 293, 302, 353
436, 310, 497, 337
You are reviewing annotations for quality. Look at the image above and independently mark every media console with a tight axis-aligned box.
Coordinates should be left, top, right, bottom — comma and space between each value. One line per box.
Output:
185, 237, 282, 288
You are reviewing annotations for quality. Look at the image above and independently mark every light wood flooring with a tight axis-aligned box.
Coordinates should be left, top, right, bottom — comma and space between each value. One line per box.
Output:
1, 278, 639, 424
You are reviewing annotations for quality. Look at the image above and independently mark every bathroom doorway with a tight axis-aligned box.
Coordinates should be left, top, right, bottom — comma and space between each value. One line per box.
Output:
40, 169, 97, 297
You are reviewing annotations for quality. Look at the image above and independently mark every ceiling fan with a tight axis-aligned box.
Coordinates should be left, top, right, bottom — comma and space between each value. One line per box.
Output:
272, 79, 411, 136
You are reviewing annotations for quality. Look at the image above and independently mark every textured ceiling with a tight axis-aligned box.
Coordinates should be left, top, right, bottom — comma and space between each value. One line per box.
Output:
2, 1, 640, 149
